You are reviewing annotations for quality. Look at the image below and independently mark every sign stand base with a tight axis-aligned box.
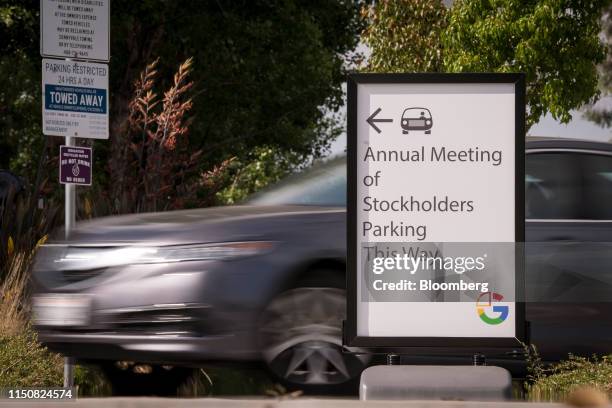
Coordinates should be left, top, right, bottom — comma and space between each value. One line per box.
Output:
359, 365, 512, 401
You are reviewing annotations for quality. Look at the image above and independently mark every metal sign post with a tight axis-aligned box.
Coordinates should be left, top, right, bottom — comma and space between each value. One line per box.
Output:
40, 0, 110, 389
62, 136, 76, 388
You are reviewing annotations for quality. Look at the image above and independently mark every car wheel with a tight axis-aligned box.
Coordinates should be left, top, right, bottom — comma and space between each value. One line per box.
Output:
101, 362, 193, 396
259, 282, 369, 394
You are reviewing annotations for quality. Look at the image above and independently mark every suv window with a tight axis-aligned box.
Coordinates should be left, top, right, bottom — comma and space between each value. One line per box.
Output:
525, 152, 581, 219
582, 153, 612, 219
526, 151, 612, 220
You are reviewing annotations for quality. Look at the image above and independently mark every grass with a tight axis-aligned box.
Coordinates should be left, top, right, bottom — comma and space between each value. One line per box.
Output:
73, 365, 113, 397
524, 343, 612, 403
527, 354, 612, 402
0, 251, 30, 336
72, 364, 277, 397
178, 366, 276, 397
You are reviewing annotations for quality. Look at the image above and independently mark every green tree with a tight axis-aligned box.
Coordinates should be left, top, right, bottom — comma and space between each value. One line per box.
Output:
215, 146, 294, 205
445, 0, 607, 128
362, 0, 447, 72
0, 0, 363, 194
0, 1, 40, 173
585, 5, 612, 127
362, 0, 608, 130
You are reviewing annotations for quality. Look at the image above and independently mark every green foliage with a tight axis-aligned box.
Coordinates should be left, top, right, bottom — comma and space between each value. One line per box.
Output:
0, 184, 58, 283
1, 0, 362, 191
126, 0, 360, 163
526, 353, 612, 402
74, 365, 112, 397
363, 0, 608, 130
0, 0, 40, 176
523, 342, 546, 384
216, 147, 293, 205
1, 0, 362, 212
584, 5, 612, 127
444, 0, 607, 128
362, 0, 448, 72
0, 328, 62, 388
106, 58, 211, 213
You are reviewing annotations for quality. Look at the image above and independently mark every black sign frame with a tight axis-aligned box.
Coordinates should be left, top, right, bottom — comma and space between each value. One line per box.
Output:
344, 73, 526, 349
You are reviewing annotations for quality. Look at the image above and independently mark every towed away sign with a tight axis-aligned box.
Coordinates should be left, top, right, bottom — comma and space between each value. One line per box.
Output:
42, 58, 109, 139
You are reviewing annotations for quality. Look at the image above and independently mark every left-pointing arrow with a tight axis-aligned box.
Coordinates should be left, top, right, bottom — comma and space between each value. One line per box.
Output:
366, 107, 393, 134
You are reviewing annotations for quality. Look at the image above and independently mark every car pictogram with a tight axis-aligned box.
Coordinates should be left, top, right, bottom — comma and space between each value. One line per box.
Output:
401, 107, 433, 134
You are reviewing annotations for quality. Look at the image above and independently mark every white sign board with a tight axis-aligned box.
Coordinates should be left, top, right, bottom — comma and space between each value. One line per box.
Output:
42, 58, 109, 139
345, 74, 525, 349
41, 0, 110, 61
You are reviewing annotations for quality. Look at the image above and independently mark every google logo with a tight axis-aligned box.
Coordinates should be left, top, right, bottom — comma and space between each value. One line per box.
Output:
476, 292, 509, 325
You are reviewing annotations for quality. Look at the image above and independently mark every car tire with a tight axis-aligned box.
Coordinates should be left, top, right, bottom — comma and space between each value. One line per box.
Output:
258, 269, 369, 395
101, 362, 192, 396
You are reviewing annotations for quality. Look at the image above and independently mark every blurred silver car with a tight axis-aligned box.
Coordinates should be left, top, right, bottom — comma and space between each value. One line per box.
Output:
32, 157, 365, 394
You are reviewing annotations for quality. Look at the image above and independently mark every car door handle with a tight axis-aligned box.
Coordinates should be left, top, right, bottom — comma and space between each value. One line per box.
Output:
504, 350, 527, 358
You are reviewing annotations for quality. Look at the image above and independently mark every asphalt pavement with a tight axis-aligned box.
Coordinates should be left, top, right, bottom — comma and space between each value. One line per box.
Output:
0, 398, 576, 408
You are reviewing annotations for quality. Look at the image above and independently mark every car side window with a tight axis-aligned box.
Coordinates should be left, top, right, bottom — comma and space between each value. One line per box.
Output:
525, 152, 582, 219
249, 160, 347, 206
581, 153, 612, 220
280, 166, 346, 206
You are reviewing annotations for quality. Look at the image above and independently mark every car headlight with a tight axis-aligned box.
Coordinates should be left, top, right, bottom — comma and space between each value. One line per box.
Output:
49, 241, 275, 270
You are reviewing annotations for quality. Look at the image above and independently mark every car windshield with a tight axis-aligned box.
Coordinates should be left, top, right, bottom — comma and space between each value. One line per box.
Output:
248, 156, 346, 206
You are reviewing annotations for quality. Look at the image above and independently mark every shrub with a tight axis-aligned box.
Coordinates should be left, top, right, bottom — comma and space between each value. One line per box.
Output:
0, 186, 62, 388
0, 185, 57, 284
0, 328, 62, 388
525, 345, 612, 402
105, 58, 233, 214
